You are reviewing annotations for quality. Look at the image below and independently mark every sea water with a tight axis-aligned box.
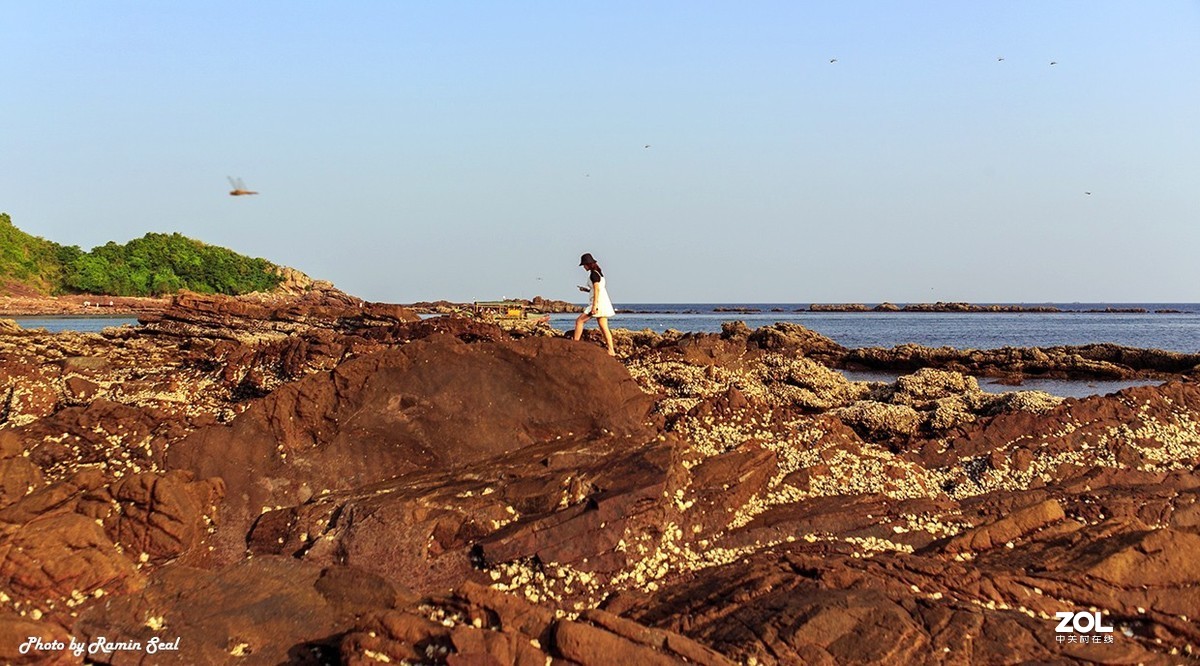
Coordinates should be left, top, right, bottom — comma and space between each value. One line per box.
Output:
22, 306, 1200, 351
10, 315, 140, 333
552, 303, 1199, 397
552, 303, 1200, 353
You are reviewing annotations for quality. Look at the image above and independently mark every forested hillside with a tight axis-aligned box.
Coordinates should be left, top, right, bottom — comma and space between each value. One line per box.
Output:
0, 213, 282, 296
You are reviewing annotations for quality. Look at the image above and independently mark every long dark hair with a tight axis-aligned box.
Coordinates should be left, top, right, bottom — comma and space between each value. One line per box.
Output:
586, 262, 603, 277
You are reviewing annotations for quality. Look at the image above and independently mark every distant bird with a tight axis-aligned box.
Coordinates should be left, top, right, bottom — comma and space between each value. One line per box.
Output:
644, 144, 651, 148
829, 58, 838, 63
1050, 61, 1058, 65
1085, 191, 1092, 195
997, 56, 1005, 61
227, 176, 258, 196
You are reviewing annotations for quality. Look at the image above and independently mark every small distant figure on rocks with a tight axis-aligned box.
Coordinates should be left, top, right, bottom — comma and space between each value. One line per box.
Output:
574, 252, 616, 356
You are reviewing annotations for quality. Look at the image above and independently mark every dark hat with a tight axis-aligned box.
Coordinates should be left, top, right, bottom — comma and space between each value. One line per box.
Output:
579, 253, 597, 266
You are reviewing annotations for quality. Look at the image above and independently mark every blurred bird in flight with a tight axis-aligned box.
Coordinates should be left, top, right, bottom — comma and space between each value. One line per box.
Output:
227, 176, 258, 196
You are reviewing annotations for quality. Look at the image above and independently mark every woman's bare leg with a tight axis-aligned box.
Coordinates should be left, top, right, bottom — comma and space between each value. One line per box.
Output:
574, 313, 590, 340
597, 317, 615, 355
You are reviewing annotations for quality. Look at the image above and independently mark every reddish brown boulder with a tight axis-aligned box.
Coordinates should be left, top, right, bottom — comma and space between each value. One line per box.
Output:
0, 464, 222, 630
101, 471, 225, 566
0, 430, 44, 509
943, 499, 1066, 554
628, 546, 1179, 665
247, 431, 685, 595
0, 510, 144, 625
0, 610, 76, 665
1083, 528, 1200, 588
7, 399, 183, 483
74, 557, 400, 665
169, 336, 656, 562
341, 582, 733, 666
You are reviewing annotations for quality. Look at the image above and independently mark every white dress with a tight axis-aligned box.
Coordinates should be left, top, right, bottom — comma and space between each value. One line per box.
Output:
586, 275, 616, 318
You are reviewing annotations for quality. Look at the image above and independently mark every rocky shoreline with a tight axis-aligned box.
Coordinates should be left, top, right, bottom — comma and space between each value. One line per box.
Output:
0, 294, 170, 317
406, 296, 581, 315
2, 295, 1199, 664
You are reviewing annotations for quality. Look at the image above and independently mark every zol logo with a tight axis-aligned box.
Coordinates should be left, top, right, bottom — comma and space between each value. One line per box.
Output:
1055, 611, 1114, 633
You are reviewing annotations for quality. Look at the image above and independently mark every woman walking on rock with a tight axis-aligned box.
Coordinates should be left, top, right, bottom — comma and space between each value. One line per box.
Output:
574, 252, 616, 356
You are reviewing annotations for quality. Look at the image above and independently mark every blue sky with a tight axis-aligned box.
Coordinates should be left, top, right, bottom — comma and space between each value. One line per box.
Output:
2, 2, 1198, 303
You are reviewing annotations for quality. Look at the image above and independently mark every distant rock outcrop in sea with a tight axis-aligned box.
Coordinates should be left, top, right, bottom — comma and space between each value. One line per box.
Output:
812, 301, 1063, 313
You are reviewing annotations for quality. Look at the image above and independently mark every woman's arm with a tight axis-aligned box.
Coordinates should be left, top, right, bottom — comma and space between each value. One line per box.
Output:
588, 271, 601, 312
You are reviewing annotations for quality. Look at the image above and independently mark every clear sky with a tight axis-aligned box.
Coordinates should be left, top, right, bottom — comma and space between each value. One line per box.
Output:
2, 2, 1198, 303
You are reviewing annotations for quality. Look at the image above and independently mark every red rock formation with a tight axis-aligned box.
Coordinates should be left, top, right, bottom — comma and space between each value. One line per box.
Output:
169, 335, 656, 564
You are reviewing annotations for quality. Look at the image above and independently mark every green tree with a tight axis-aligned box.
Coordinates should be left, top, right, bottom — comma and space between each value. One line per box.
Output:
1, 213, 285, 297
